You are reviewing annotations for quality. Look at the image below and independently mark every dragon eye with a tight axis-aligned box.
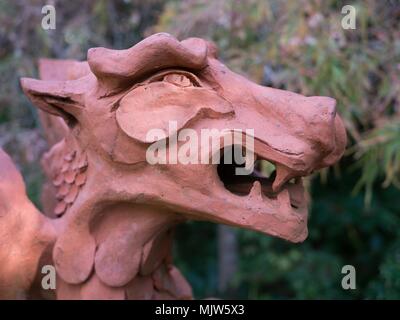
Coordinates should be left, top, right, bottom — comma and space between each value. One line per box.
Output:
147, 70, 202, 87
163, 74, 193, 87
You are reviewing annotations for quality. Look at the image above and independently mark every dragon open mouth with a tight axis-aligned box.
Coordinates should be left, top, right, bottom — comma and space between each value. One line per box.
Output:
216, 145, 306, 210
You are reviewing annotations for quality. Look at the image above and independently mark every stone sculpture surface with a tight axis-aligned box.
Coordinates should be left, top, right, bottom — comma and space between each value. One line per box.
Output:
0, 33, 346, 299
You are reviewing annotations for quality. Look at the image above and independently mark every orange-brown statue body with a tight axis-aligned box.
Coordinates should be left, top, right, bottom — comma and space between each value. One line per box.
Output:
0, 33, 346, 299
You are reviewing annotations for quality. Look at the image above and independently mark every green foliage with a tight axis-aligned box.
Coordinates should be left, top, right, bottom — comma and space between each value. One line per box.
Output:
367, 239, 400, 299
353, 121, 400, 206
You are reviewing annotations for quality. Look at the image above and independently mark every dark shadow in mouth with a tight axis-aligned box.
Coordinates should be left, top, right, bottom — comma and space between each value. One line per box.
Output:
216, 145, 277, 198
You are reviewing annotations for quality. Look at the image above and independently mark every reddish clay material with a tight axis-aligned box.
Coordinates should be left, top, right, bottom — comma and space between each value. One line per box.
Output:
0, 33, 346, 299
0, 149, 55, 299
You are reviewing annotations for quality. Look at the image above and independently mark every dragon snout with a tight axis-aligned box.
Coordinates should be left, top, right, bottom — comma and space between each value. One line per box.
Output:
303, 96, 346, 169
241, 86, 347, 174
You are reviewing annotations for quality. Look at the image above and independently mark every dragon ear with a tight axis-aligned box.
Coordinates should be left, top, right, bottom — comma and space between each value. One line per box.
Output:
38, 58, 91, 81
20, 77, 88, 126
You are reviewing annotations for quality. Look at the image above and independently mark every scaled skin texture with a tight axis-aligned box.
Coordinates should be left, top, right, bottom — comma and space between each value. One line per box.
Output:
0, 33, 346, 299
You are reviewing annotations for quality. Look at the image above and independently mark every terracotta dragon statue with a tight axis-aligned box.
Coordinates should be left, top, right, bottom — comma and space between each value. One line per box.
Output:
0, 33, 346, 299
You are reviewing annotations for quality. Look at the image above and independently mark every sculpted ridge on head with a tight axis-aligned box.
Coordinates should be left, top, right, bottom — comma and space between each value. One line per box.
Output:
20, 33, 346, 245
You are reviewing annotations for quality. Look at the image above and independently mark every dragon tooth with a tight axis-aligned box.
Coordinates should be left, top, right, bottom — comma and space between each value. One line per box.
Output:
277, 188, 292, 210
272, 164, 293, 192
249, 180, 263, 199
